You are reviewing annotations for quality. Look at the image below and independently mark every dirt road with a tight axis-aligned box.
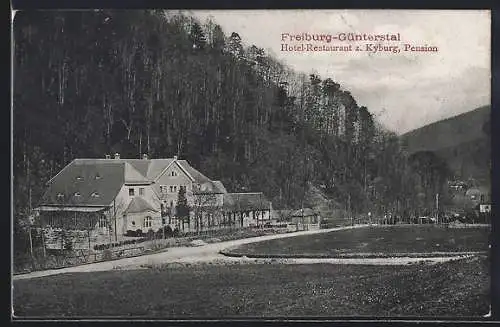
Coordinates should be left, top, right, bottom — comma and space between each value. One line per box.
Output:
12, 224, 477, 280
13, 225, 367, 280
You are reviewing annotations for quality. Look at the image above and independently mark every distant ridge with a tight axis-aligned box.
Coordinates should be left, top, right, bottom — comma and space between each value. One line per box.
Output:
400, 105, 490, 181
401, 105, 490, 154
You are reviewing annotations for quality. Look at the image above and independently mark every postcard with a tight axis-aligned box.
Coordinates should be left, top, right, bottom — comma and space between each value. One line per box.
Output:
12, 9, 491, 320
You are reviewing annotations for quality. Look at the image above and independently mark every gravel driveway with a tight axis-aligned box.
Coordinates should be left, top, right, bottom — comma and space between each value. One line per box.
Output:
13, 225, 367, 280
12, 224, 477, 280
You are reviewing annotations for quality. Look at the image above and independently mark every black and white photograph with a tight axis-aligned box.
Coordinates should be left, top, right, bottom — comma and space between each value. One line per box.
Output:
11, 9, 492, 319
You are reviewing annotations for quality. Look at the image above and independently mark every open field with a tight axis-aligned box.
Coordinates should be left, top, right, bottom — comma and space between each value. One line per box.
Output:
13, 256, 489, 318
223, 225, 490, 258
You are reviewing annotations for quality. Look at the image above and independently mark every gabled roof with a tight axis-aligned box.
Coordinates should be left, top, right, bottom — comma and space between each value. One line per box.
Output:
147, 159, 175, 180
39, 156, 230, 209
271, 209, 294, 220
122, 159, 151, 178
194, 180, 228, 194
223, 192, 271, 211
177, 160, 211, 183
291, 208, 318, 217
124, 162, 151, 184
124, 196, 158, 214
212, 181, 227, 193
39, 160, 126, 207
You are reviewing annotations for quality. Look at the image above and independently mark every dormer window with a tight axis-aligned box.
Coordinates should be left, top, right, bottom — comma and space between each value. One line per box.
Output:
91, 192, 100, 198
57, 193, 64, 199
76, 176, 83, 181
95, 175, 101, 180
74, 192, 81, 197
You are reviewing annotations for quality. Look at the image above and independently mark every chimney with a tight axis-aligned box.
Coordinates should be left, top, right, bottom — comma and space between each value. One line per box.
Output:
173, 155, 178, 160
114, 153, 120, 159
142, 153, 148, 160
105, 154, 111, 159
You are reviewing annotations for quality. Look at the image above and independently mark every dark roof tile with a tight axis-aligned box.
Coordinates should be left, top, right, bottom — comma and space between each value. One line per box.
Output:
40, 160, 125, 207
291, 208, 318, 217
177, 160, 211, 183
124, 197, 158, 214
223, 192, 271, 211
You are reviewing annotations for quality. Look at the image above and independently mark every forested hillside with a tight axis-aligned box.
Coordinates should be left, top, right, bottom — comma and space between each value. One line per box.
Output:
13, 10, 448, 228
401, 106, 491, 183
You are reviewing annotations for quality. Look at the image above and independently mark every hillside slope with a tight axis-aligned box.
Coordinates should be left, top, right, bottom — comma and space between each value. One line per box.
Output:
401, 105, 490, 182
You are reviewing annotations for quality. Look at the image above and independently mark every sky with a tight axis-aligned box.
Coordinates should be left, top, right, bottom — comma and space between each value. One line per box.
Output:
189, 10, 490, 134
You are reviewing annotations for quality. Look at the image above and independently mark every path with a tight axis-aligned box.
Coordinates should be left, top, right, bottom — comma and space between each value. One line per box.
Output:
13, 225, 367, 280
13, 224, 482, 280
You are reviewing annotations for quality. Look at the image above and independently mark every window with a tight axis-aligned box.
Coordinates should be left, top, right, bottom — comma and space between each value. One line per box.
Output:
74, 192, 81, 197
139, 188, 145, 196
129, 188, 135, 196
95, 175, 101, 180
57, 193, 64, 199
170, 186, 173, 193
98, 217, 107, 228
174, 186, 177, 192
312, 215, 318, 224
161, 185, 169, 194
171, 171, 177, 176
91, 192, 100, 198
132, 221, 135, 226
144, 216, 152, 228
76, 176, 83, 181
180, 185, 186, 192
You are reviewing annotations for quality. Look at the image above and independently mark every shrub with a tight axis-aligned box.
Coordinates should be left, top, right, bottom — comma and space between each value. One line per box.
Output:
156, 225, 174, 238
102, 249, 112, 261
62, 234, 73, 252
146, 229, 155, 239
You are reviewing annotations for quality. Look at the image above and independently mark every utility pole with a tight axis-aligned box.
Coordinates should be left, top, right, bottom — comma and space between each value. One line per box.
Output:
348, 194, 352, 226
435, 193, 439, 224
114, 199, 117, 241
41, 228, 46, 258
28, 226, 34, 264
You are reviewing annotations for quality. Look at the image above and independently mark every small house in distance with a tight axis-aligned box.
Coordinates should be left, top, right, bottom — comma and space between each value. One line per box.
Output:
223, 192, 272, 228
291, 208, 321, 230
465, 185, 490, 206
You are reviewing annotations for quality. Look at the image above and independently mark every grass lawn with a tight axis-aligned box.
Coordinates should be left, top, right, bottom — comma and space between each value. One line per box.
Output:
224, 225, 490, 258
13, 256, 489, 318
